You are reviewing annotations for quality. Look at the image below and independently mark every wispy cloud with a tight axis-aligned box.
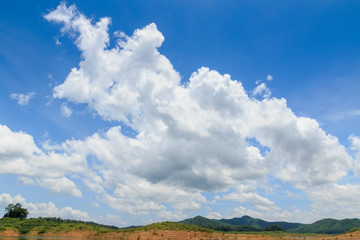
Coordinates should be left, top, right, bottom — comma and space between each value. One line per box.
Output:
55, 38, 61, 45
327, 109, 360, 121
60, 103, 72, 118
252, 82, 271, 98
266, 74, 273, 81
10, 92, 36, 106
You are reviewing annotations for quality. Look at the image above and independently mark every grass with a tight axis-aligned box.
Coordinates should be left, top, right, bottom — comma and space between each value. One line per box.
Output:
122, 221, 214, 233
0, 218, 214, 236
349, 227, 360, 232
0, 217, 356, 238
0, 217, 115, 235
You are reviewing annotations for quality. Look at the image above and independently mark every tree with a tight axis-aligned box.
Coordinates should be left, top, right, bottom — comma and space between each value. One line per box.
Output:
3, 203, 29, 219
265, 224, 285, 232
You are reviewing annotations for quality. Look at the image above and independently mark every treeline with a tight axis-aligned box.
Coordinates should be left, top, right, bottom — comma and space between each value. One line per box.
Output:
288, 218, 360, 234
195, 223, 284, 232
181, 215, 360, 234
181, 216, 285, 232
37, 217, 119, 229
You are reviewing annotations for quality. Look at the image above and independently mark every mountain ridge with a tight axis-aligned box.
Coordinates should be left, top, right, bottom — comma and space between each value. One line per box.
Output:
180, 215, 360, 234
218, 215, 302, 230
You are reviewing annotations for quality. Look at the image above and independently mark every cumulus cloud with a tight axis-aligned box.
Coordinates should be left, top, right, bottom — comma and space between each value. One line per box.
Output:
10, 92, 36, 105
0, 193, 91, 220
349, 135, 360, 176
350, 135, 360, 151
216, 191, 279, 212
266, 74, 273, 81
157, 210, 187, 221
0, 124, 84, 197
20, 177, 82, 197
0, 2, 352, 221
302, 183, 360, 221
43, 2, 353, 211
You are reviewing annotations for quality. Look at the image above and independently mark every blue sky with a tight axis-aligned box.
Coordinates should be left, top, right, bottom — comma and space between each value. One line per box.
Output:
1, 0, 360, 227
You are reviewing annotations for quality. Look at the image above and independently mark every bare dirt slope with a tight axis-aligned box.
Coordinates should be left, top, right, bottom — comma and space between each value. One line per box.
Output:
0, 230, 19, 237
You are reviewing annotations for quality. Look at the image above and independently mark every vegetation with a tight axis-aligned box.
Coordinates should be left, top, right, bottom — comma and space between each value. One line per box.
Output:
265, 224, 285, 231
0, 217, 118, 235
287, 218, 360, 234
36, 217, 118, 229
0, 217, 213, 236
181, 215, 360, 234
126, 221, 214, 233
349, 227, 360, 232
1, 206, 360, 236
219, 215, 302, 230
182, 216, 268, 232
3, 203, 28, 219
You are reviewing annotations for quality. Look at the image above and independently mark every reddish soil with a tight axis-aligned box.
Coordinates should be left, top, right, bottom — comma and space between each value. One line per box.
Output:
3, 229, 360, 240
0, 229, 19, 237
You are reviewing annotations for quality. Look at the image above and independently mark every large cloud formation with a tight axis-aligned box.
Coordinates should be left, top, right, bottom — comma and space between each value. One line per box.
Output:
0, 2, 357, 223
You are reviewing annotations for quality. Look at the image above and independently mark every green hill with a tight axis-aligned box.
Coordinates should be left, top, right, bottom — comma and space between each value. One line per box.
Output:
0, 217, 118, 235
129, 221, 214, 233
3, 215, 360, 235
287, 218, 360, 234
0, 217, 213, 236
181, 216, 260, 232
181, 216, 232, 230
181, 215, 360, 234
219, 215, 302, 230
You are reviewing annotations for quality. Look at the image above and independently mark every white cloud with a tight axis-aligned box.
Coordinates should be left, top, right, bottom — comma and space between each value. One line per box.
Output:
266, 74, 273, 81
0, 193, 92, 220
0, 124, 84, 197
98, 214, 126, 227
214, 182, 281, 213
302, 183, 360, 222
349, 135, 360, 176
157, 210, 187, 221
206, 211, 222, 219
10, 92, 36, 106
350, 135, 360, 151
252, 82, 271, 98
55, 38, 61, 45
21, 177, 82, 197
0, 2, 352, 221
220, 183, 360, 223
216, 191, 279, 211
231, 206, 294, 222
101, 193, 166, 215
61, 103, 72, 117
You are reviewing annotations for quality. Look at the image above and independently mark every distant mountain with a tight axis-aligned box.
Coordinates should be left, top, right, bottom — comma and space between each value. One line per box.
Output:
180, 216, 260, 232
181, 216, 233, 229
287, 218, 360, 234
181, 215, 360, 234
219, 215, 302, 230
